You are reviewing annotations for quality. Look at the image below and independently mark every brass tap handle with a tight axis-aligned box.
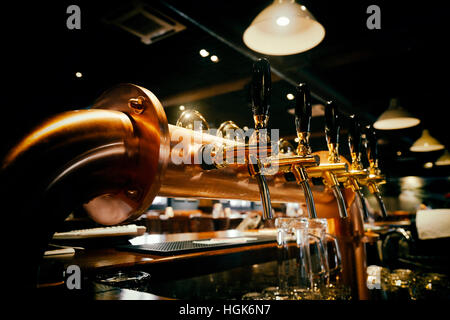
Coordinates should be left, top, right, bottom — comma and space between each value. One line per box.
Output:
348, 114, 363, 169
365, 125, 379, 174
294, 83, 312, 156
325, 101, 340, 163
364, 125, 388, 218
251, 58, 271, 130
248, 58, 273, 220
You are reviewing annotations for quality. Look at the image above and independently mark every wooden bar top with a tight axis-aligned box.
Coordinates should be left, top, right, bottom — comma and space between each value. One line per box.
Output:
43, 230, 278, 273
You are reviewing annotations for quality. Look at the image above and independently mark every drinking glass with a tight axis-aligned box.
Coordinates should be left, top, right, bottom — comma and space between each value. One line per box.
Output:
291, 218, 327, 300
387, 269, 415, 300
94, 270, 151, 292
263, 217, 298, 300
308, 219, 342, 286
414, 273, 450, 300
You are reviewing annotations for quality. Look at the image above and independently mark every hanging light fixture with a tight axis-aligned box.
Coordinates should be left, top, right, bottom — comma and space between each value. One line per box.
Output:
436, 150, 450, 166
243, 0, 325, 56
410, 129, 445, 152
373, 98, 420, 130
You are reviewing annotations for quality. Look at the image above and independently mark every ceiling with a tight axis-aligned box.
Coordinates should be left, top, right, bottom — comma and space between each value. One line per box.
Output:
2, 0, 449, 178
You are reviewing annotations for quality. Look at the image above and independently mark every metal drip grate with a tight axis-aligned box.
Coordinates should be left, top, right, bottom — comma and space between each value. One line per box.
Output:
117, 236, 276, 255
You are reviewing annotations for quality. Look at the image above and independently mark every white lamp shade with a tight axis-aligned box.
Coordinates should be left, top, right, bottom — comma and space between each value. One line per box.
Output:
410, 129, 445, 152
373, 98, 420, 130
243, 1, 325, 55
436, 150, 450, 166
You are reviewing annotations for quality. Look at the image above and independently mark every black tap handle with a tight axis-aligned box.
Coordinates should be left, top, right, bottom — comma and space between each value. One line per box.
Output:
251, 58, 271, 126
348, 114, 362, 156
365, 125, 378, 164
294, 83, 312, 134
325, 101, 340, 145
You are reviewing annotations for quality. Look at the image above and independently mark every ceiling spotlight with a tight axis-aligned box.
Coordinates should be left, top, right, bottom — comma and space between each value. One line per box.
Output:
286, 93, 295, 100
75, 72, 83, 78
396, 151, 402, 156
199, 49, 209, 57
410, 129, 445, 152
210, 55, 219, 63
179, 105, 185, 111
373, 98, 420, 130
243, 0, 325, 56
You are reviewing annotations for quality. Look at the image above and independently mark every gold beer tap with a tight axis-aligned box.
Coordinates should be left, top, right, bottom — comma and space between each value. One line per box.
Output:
306, 101, 349, 218
359, 125, 388, 218
286, 83, 320, 218
196, 58, 275, 220
335, 114, 370, 221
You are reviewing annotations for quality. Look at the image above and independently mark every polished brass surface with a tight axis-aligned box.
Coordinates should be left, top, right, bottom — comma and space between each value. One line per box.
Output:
327, 143, 341, 163
217, 120, 244, 142
296, 131, 312, 156
306, 163, 348, 178
253, 114, 269, 130
176, 109, 210, 132
2, 109, 144, 225
305, 151, 349, 218
92, 83, 170, 223
157, 125, 337, 204
278, 138, 294, 155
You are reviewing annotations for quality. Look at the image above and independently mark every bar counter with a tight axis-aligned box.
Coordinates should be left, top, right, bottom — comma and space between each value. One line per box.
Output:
38, 230, 281, 300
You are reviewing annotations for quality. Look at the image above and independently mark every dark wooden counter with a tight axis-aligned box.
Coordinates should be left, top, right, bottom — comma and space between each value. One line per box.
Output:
44, 230, 277, 271
39, 230, 279, 299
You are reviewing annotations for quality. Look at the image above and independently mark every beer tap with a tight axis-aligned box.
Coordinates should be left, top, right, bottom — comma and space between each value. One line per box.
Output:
335, 115, 370, 221
306, 101, 349, 218
290, 83, 318, 219
361, 125, 388, 218
247, 58, 274, 220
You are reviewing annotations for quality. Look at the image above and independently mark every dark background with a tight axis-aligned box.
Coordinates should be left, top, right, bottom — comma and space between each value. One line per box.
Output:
1, 1, 449, 203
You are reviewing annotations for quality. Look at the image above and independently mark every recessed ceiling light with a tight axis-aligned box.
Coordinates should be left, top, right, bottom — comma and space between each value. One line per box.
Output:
75, 72, 83, 78
210, 55, 219, 63
199, 49, 209, 57
396, 151, 402, 156
286, 93, 295, 100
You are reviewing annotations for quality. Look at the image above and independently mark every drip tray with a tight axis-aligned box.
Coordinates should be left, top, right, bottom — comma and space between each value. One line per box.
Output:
117, 236, 276, 255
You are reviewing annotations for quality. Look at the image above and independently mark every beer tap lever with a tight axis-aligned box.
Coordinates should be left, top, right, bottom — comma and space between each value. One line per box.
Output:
347, 114, 369, 221
324, 101, 349, 218
249, 58, 273, 220
292, 83, 317, 218
365, 125, 388, 218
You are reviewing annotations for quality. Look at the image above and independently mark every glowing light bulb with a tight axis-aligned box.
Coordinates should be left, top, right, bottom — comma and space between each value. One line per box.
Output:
424, 162, 433, 169
199, 49, 209, 57
286, 93, 295, 100
75, 72, 83, 78
179, 105, 185, 111
210, 55, 219, 63
276, 16, 290, 26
